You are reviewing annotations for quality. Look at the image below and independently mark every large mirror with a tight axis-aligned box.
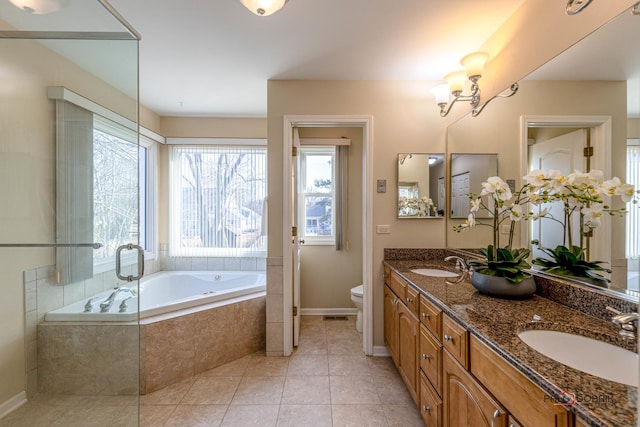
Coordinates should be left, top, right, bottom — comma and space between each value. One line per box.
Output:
397, 153, 445, 218
450, 154, 498, 219
446, 9, 640, 299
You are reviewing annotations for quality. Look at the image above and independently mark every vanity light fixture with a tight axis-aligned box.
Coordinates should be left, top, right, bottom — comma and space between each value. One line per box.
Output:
398, 153, 413, 165
631, 1, 640, 15
431, 51, 519, 118
428, 157, 437, 165
565, 0, 593, 15
8, 0, 66, 14
239, 0, 287, 16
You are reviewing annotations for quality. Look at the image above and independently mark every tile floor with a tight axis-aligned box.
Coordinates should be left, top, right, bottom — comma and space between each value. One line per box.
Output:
0, 315, 423, 427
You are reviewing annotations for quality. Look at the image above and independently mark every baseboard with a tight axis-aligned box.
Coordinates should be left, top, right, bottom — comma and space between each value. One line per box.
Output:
0, 391, 26, 420
372, 346, 391, 357
300, 308, 358, 316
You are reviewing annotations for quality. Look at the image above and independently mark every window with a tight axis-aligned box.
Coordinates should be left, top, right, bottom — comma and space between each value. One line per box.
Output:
170, 145, 267, 257
93, 116, 156, 270
299, 146, 335, 244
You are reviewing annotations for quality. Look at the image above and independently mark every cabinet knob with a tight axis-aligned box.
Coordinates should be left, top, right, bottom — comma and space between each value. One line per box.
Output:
443, 334, 453, 342
422, 405, 430, 412
421, 354, 430, 360
421, 312, 429, 319
406, 297, 413, 303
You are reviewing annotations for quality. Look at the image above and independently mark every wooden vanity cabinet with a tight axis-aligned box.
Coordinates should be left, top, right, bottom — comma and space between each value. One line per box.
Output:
420, 371, 442, 426
470, 336, 572, 427
442, 314, 468, 369
419, 323, 442, 395
397, 300, 420, 405
383, 285, 398, 364
443, 351, 508, 427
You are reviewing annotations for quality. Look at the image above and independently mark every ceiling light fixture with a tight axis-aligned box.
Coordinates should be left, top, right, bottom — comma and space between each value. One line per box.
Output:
240, 0, 287, 16
430, 51, 518, 117
8, 0, 65, 14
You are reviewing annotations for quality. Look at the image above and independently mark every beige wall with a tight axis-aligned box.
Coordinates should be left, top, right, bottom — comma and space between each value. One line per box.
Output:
298, 127, 363, 309
0, 38, 138, 404
267, 80, 448, 347
447, 80, 627, 257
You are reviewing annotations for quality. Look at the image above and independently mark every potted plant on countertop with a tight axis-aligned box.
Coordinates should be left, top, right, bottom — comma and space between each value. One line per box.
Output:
522, 169, 639, 286
453, 176, 545, 297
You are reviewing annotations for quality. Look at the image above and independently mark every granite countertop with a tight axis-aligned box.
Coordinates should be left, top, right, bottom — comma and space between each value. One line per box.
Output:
383, 259, 638, 427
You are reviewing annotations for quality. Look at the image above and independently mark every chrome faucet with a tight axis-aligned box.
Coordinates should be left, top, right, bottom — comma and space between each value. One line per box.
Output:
444, 255, 469, 284
100, 287, 137, 313
606, 306, 638, 338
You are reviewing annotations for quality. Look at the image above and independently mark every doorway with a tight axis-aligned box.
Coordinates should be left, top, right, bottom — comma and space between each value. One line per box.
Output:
282, 115, 374, 357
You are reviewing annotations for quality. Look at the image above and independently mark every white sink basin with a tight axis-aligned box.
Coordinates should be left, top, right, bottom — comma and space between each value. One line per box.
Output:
410, 268, 460, 278
518, 330, 639, 386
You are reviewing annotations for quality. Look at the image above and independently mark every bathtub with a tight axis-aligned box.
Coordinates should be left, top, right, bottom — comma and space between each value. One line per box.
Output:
44, 270, 266, 322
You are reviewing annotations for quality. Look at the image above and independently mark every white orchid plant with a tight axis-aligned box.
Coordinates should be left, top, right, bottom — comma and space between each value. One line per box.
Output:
398, 196, 437, 217
522, 169, 638, 282
453, 169, 638, 284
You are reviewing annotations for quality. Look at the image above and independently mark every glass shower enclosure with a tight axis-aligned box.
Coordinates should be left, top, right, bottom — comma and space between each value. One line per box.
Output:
0, 1, 141, 425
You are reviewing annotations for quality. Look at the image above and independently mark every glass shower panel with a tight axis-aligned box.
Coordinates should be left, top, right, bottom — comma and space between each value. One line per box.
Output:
0, 5, 141, 426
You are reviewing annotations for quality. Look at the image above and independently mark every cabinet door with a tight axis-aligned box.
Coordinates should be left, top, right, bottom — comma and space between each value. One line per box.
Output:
443, 352, 508, 427
397, 301, 420, 405
383, 285, 398, 364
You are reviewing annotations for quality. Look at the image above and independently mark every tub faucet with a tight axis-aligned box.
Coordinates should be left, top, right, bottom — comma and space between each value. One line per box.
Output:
100, 287, 137, 313
443, 255, 469, 284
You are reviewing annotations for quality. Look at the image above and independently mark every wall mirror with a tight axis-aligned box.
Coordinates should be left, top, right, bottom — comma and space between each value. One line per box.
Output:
446, 9, 640, 300
449, 153, 498, 219
397, 153, 445, 218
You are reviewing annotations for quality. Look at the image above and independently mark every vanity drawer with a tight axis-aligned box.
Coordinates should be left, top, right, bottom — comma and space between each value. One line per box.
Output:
470, 335, 571, 427
419, 323, 442, 396
442, 315, 468, 369
389, 271, 407, 300
419, 372, 442, 427
405, 286, 420, 316
419, 297, 442, 340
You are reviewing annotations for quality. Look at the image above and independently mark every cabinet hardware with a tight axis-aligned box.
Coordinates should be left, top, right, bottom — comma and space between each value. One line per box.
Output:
421, 312, 429, 318
491, 409, 500, 427
406, 297, 413, 303
444, 334, 453, 342
422, 405, 430, 412
422, 354, 430, 360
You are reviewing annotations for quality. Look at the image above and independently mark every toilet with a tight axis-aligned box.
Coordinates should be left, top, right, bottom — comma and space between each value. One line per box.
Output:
350, 285, 364, 333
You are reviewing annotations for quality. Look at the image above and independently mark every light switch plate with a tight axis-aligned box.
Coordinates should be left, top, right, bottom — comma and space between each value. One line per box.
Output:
377, 179, 386, 193
377, 225, 391, 234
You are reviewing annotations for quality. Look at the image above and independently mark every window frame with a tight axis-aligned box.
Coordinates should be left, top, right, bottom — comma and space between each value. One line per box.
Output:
93, 116, 157, 274
299, 146, 336, 246
168, 144, 268, 258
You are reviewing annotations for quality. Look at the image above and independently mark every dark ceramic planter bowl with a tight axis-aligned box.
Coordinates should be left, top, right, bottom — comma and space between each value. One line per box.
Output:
470, 271, 537, 298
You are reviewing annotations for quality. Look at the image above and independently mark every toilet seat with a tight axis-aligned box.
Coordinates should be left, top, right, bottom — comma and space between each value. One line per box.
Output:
350, 285, 363, 298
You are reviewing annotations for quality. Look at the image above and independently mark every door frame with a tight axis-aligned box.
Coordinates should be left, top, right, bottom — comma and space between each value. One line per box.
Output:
282, 115, 374, 356
519, 115, 612, 263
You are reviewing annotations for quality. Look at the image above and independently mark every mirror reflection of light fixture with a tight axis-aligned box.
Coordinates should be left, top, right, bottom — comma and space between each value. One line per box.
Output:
565, 0, 593, 15
398, 153, 413, 165
632, 1, 640, 15
428, 156, 436, 165
8, 0, 65, 14
240, 0, 287, 16
431, 51, 519, 118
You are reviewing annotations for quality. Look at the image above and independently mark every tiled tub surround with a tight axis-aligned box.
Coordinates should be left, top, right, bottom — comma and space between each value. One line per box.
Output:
383, 258, 638, 427
38, 294, 266, 396
140, 294, 266, 394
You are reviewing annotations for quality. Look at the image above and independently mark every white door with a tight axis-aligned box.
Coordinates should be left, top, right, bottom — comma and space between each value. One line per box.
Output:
292, 128, 301, 347
451, 172, 470, 217
529, 129, 586, 259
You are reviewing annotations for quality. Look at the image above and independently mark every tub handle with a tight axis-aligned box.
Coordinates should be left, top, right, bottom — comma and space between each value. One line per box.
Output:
116, 244, 145, 282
